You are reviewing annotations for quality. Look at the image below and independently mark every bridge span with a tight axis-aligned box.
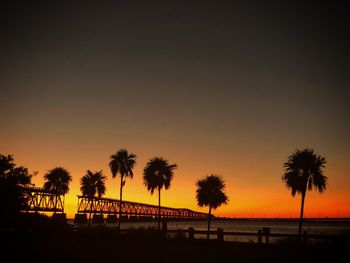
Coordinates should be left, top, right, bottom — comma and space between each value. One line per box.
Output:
21, 186, 64, 213
18, 187, 210, 223
75, 195, 209, 223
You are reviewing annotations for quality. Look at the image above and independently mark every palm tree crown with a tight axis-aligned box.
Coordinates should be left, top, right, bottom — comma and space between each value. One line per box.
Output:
43, 167, 72, 195
143, 157, 177, 194
80, 170, 106, 198
0, 154, 32, 185
283, 148, 327, 196
196, 174, 228, 239
109, 148, 136, 228
143, 157, 177, 231
0, 153, 32, 220
282, 148, 327, 235
109, 149, 136, 182
196, 174, 228, 209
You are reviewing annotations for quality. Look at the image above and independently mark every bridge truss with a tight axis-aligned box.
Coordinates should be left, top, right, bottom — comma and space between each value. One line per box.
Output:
77, 196, 209, 219
21, 186, 64, 213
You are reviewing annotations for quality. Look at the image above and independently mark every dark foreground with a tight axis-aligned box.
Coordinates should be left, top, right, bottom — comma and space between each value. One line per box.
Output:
1, 226, 349, 263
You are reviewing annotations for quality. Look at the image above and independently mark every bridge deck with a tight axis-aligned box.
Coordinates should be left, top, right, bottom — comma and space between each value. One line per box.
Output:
21, 186, 64, 213
19, 187, 209, 219
77, 196, 209, 219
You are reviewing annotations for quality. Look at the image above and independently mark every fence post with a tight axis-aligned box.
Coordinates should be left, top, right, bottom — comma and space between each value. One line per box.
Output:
162, 221, 167, 239
258, 229, 262, 244
217, 227, 224, 241
262, 227, 270, 244
303, 230, 308, 244
189, 227, 194, 240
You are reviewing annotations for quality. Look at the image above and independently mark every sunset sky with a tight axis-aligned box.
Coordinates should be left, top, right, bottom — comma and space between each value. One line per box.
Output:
1, 1, 349, 219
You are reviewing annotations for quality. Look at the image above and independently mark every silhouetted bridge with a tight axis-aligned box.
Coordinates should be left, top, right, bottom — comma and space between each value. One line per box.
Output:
75, 195, 209, 223
20, 186, 64, 213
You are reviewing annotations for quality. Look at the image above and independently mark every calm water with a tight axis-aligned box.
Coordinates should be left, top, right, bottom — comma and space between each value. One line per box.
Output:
69, 219, 350, 242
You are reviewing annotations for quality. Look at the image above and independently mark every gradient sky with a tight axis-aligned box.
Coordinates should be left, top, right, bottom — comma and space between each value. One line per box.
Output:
1, 1, 349, 219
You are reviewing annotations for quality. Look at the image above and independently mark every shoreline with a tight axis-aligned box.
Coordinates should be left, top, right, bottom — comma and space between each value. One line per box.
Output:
1, 227, 348, 263
66, 217, 350, 223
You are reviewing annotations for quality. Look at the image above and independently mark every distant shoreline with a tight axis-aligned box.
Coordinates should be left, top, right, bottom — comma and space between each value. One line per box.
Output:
64, 217, 350, 223
215, 217, 350, 222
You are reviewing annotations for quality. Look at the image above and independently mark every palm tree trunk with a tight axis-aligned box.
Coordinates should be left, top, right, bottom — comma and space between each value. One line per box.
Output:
88, 198, 92, 227
207, 205, 212, 240
158, 187, 161, 231
119, 176, 123, 229
298, 190, 306, 236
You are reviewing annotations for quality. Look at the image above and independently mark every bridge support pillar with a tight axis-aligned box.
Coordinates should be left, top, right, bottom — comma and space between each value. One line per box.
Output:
52, 213, 66, 223
74, 214, 88, 224
107, 214, 117, 223
92, 214, 104, 224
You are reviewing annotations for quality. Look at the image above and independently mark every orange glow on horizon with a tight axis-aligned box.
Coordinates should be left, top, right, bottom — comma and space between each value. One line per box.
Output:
3, 144, 348, 220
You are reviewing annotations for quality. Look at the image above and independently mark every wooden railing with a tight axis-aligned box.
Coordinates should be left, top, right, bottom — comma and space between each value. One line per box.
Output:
157, 226, 339, 244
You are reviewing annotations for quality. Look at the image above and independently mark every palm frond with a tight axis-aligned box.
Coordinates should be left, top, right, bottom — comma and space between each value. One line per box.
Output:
80, 169, 106, 198
43, 167, 72, 195
195, 175, 229, 209
109, 149, 136, 180
143, 157, 177, 194
282, 148, 327, 197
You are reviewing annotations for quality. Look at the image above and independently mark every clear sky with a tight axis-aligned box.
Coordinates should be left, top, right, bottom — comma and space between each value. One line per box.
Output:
1, 1, 349, 219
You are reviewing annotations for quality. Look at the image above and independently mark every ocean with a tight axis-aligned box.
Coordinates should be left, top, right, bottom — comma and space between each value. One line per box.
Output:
68, 219, 350, 242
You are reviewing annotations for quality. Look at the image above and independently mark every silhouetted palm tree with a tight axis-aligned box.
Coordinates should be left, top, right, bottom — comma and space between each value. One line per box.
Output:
196, 175, 228, 239
109, 149, 136, 228
0, 153, 32, 226
80, 170, 106, 225
143, 157, 177, 230
283, 148, 327, 235
43, 167, 72, 212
